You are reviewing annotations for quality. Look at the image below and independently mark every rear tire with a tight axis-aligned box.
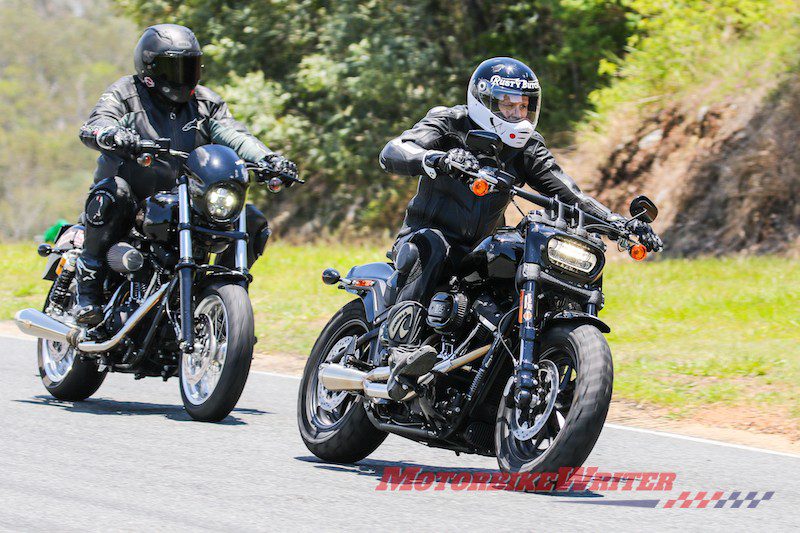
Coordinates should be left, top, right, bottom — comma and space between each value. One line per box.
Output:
495, 324, 612, 473
37, 281, 106, 401
180, 283, 254, 422
298, 299, 387, 463
38, 339, 106, 401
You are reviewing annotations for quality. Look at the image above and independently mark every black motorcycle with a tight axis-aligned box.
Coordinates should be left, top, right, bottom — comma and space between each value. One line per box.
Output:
298, 130, 660, 472
15, 138, 301, 422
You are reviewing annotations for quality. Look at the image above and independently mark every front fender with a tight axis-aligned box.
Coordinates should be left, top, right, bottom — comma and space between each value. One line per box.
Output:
542, 310, 610, 334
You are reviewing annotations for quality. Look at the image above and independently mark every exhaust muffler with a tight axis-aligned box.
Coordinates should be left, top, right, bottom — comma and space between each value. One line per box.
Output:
318, 343, 491, 401
14, 283, 169, 353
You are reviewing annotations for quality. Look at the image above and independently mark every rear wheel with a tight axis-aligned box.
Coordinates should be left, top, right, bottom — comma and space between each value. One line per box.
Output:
180, 283, 254, 422
37, 281, 106, 401
495, 324, 612, 473
298, 299, 387, 463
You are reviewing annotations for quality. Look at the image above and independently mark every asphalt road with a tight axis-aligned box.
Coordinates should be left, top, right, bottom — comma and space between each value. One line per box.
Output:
1, 336, 798, 532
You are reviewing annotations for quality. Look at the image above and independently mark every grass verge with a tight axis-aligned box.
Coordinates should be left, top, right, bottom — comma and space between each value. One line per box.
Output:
1, 242, 796, 429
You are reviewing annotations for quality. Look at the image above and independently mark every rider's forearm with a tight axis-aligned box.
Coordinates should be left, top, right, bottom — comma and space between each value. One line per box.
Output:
379, 139, 431, 176
79, 80, 130, 153
538, 168, 613, 220
207, 118, 272, 163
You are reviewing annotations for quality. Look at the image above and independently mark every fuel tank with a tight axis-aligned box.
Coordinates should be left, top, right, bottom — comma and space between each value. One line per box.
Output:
459, 228, 524, 284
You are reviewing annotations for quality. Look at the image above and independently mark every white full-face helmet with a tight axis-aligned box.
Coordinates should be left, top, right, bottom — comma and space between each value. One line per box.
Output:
466, 57, 541, 149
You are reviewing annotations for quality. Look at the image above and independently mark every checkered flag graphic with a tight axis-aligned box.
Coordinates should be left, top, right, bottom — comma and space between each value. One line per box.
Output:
662, 491, 774, 509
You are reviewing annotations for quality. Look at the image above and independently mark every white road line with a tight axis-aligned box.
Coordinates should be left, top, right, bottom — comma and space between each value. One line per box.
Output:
604, 423, 800, 459
5, 334, 798, 459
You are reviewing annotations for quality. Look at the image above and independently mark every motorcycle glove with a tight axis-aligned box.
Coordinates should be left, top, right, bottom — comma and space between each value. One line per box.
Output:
96, 126, 140, 159
423, 148, 480, 179
259, 154, 299, 186
629, 219, 663, 252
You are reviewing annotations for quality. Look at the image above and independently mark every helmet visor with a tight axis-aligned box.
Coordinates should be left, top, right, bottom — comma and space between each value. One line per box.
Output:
150, 54, 203, 87
477, 84, 540, 125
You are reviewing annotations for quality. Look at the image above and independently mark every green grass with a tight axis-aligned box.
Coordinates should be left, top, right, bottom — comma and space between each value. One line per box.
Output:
1, 243, 797, 419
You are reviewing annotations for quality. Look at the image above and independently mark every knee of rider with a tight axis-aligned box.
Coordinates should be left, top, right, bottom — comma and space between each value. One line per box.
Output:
84, 177, 135, 228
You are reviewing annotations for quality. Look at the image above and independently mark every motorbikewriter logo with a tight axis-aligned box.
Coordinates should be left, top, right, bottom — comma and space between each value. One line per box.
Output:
375, 467, 775, 509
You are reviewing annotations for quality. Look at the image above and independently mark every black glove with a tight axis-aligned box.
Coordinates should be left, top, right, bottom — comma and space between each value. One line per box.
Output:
259, 153, 298, 185
427, 148, 480, 178
97, 126, 140, 159
629, 219, 663, 252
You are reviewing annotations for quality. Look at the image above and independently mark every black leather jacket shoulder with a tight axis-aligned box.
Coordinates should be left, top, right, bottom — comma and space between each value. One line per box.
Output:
79, 76, 271, 193
379, 105, 613, 246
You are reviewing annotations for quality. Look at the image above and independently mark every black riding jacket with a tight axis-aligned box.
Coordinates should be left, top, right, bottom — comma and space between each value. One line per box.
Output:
379, 105, 612, 247
79, 75, 271, 199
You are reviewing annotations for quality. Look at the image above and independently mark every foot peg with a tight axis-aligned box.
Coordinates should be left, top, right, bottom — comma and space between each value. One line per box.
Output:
387, 345, 438, 401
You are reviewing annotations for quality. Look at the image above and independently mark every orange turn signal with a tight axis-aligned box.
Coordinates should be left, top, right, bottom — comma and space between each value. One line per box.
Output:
471, 178, 490, 197
353, 279, 375, 287
630, 244, 648, 261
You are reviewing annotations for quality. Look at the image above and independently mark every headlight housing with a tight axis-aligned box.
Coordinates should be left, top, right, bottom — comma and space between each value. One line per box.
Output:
546, 237, 599, 274
205, 184, 243, 223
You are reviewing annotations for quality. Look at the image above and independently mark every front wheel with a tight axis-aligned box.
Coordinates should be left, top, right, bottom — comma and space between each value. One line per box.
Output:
180, 283, 254, 422
495, 324, 613, 473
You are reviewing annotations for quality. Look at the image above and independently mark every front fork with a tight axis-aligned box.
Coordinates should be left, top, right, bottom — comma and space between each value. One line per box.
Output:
176, 177, 250, 354
177, 177, 195, 353
515, 279, 539, 409
515, 217, 541, 410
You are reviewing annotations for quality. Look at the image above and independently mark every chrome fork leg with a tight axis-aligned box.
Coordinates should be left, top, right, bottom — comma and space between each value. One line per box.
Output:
177, 179, 195, 352
235, 209, 248, 274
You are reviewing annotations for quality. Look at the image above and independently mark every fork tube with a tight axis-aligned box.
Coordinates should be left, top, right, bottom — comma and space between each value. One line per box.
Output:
516, 218, 540, 409
177, 176, 195, 352
235, 208, 248, 274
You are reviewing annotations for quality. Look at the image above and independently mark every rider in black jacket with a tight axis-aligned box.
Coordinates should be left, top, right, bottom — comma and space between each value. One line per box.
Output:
74, 24, 298, 325
378, 57, 660, 386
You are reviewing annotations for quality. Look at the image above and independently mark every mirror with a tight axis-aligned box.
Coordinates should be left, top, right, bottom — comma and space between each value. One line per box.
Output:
629, 195, 658, 223
465, 130, 502, 156
321, 268, 341, 285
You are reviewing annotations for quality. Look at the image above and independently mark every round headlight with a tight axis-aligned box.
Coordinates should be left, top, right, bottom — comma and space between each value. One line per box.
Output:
205, 185, 242, 222
547, 237, 599, 274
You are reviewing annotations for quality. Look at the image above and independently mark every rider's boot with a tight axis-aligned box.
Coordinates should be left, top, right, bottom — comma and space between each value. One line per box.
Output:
382, 301, 439, 400
75, 254, 107, 326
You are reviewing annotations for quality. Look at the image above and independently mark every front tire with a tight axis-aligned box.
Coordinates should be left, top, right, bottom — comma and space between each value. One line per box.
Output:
298, 299, 387, 463
495, 324, 613, 473
180, 283, 254, 422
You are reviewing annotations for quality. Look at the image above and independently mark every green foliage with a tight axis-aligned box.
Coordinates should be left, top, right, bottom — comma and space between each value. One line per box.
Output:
118, 0, 634, 233
587, 0, 800, 122
0, 0, 138, 240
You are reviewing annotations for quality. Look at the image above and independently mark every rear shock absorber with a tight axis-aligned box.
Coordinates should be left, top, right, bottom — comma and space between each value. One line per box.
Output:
49, 251, 79, 310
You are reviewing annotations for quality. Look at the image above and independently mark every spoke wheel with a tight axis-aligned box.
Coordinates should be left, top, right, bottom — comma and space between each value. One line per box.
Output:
37, 277, 106, 401
181, 295, 229, 406
179, 283, 254, 422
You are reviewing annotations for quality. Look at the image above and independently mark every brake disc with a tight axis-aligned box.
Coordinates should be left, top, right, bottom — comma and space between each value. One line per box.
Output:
511, 359, 560, 441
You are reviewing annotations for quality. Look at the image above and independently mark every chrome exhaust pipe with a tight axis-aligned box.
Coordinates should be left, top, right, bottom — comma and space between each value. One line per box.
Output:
15, 308, 75, 343
14, 283, 170, 353
319, 344, 492, 401
317, 364, 367, 391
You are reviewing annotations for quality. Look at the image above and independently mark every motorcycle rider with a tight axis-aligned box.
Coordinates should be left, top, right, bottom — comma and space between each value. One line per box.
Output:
76, 23, 298, 326
378, 57, 661, 397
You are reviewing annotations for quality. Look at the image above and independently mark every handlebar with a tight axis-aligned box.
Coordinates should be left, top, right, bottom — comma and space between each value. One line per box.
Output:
133, 138, 304, 191
450, 162, 659, 257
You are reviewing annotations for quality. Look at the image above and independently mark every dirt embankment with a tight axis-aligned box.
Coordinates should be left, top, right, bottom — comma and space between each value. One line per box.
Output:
564, 75, 800, 257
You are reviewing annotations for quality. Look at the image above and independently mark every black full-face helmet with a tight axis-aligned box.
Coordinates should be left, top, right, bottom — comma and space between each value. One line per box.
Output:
134, 24, 203, 105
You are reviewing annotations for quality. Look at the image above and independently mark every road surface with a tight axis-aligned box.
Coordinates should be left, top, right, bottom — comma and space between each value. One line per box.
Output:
1, 336, 797, 531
